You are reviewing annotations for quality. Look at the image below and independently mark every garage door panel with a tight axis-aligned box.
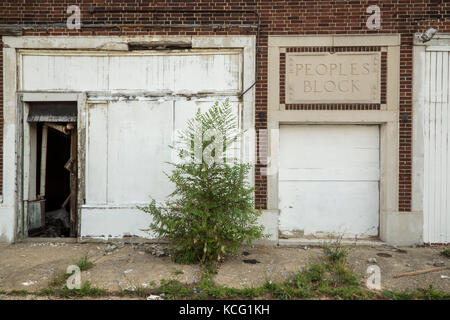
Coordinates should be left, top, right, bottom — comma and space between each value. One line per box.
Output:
280, 125, 380, 170
279, 168, 380, 181
279, 124, 380, 238
279, 181, 379, 236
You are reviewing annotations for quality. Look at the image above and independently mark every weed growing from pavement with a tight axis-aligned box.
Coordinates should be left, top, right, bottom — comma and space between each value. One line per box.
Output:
7, 289, 28, 296
39, 281, 107, 298
440, 248, 450, 258
171, 268, 185, 276
48, 271, 70, 288
77, 255, 94, 271
322, 236, 351, 265
33, 255, 106, 298
46, 254, 95, 289
383, 286, 450, 300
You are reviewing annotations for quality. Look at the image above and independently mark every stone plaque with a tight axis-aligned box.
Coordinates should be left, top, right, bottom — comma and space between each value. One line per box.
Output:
286, 52, 381, 104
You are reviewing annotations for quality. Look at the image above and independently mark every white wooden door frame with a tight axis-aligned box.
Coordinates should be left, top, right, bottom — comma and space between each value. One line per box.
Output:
413, 33, 450, 243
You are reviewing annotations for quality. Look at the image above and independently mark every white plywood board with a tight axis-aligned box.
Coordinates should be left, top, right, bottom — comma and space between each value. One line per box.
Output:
80, 207, 155, 239
21, 51, 240, 93
106, 100, 174, 204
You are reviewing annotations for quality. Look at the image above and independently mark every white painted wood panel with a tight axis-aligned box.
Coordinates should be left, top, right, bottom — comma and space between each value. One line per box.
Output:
106, 101, 174, 204
424, 50, 450, 243
85, 99, 242, 206
86, 103, 108, 205
279, 125, 380, 238
85, 101, 174, 206
173, 100, 241, 163
21, 51, 240, 93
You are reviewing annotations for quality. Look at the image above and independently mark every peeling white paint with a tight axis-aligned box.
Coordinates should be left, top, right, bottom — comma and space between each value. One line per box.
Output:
21, 51, 241, 93
80, 207, 155, 240
1, 36, 256, 243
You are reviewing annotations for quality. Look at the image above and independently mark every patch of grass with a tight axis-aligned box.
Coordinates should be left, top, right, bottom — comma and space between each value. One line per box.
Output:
440, 248, 450, 258
268, 259, 372, 300
77, 255, 94, 271
48, 271, 70, 288
39, 281, 107, 298
382, 286, 450, 300
382, 290, 415, 300
171, 268, 184, 276
40, 261, 105, 298
263, 281, 294, 300
331, 264, 360, 286
416, 286, 450, 300
7, 289, 28, 296
156, 279, 193, 299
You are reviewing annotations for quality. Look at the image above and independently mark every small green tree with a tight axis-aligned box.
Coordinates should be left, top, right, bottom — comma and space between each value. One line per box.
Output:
139, 99, 264, 264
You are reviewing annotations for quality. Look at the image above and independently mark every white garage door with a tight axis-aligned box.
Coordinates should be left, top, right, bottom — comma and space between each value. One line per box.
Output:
279, 125, 380, 238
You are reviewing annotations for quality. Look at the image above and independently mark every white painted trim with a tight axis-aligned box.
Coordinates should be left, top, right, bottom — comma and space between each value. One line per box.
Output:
412, 34, 450, 243
413, 34, 450, 243
427, 46, 450, 52
3, 35, 254, 49
22, 92, 81, 102
269, 110, 397, 124
412, 45, 426, 213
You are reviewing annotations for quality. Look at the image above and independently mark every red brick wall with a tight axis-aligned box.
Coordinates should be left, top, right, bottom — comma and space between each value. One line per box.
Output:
1, 0, 449, 211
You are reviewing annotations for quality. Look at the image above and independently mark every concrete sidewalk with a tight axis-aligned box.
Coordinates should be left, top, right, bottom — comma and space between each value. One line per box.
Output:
0, 241, 448, 296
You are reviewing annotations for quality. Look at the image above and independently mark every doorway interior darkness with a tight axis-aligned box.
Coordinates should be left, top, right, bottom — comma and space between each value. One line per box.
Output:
26, 101, 78, 238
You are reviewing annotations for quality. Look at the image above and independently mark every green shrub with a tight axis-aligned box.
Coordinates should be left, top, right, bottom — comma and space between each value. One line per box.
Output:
139, 99, 265, 264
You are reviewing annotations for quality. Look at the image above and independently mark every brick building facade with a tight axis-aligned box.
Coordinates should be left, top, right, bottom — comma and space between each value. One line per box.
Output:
1, 0, 449, 244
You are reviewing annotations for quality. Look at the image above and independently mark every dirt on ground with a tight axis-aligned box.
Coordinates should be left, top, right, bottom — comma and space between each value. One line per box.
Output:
0, 241, 448, 299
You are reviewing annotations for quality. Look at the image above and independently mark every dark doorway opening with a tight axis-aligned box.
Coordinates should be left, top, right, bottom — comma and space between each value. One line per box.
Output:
26, 102, 78, 238
29, 123, 75, 238
44, 125, 71, 213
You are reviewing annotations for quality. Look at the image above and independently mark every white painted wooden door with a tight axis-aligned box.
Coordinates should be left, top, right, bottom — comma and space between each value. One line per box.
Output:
423, 49, 450, 243
279, 125, 380, 238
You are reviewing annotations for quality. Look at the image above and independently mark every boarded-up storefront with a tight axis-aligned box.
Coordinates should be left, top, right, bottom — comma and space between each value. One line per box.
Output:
1, 36, 255, 241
